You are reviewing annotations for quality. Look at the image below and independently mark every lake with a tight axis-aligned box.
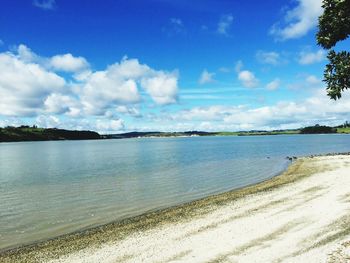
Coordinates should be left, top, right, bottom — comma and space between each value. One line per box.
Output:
1, 134, 350, 250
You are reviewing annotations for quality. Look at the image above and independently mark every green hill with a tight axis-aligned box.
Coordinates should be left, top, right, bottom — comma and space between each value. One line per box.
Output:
0, 126, 101, 142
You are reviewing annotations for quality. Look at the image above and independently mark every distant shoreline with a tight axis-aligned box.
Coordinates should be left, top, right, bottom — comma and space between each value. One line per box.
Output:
2, 125, 350, 143
2, 152, 350, 262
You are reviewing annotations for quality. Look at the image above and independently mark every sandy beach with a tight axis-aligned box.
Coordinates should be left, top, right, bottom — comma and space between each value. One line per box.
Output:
2, 154, 350, 263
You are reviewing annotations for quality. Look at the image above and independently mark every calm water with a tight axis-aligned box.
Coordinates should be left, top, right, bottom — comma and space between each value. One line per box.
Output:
1, 134, 350, 250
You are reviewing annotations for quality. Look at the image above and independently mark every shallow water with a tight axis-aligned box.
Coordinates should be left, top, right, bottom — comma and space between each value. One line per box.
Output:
1, 134, 350, 250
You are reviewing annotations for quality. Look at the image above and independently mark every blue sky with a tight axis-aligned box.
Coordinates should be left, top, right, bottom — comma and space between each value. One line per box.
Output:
0, 0, 349, 133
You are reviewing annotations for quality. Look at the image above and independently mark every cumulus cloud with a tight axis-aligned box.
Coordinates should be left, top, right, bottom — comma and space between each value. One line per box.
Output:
80, 69, 141, 115
50, 54, 89, 72
217, 14, 233, 35
141, 71, 178, 105
95, 119, 124, 133
16, 44, 90, 74
82, 57, 178, 108
298, 49, 325, 65
270, 0, 323, 40
266, 78, 281, 90
234, 60, 259, 88
0, 44, 180, 132
33, 0, 56, 10
157, 88, 350, 131
44, 93, 81, 116
0, 51, 65, 116
17, 44, 41, 63
238, 70, 259, 88
116, 106, 141, 117
35, 115, 60, 128
198, 69, 215, 84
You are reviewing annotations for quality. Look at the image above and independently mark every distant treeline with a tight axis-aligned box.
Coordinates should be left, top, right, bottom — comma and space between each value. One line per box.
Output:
0, 126, 100, 142
1, 123, 349, 143
300, 125, 337, 134
104, 131, 214, 139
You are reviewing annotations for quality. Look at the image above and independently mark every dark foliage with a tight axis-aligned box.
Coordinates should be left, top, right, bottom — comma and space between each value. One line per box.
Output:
324, 50, 350, 99
317, 0, 350, 49
106, 131, 215, 139
317, 0, 350, 99
300, 125, 337, 134
0, 127, 101, 142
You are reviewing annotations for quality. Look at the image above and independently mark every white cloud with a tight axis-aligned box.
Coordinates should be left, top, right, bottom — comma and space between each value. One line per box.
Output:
50, 53, 89, 72
298, 49, 325, 65
256, 51, 282, 65
238, 70, 259, 88
95, 119, 124, 133
270, 0, 323, 40
156, 88, 350, 131
0, 45, 180, 132
33, 0, 56, 10
0, 51, 65, 116
17, 44, 40, 63
44, 93, 81, 116
141, 71, 178, 105
35, 115, 60, 128
72, 57, 179, 114
81, 70, 141, 115
116, 106, 141, 117
16, 44, 91, 74
107, 57, 150, 79
217, 14, 233, 35
266, 78, 281, 90
199, 69, 215, 84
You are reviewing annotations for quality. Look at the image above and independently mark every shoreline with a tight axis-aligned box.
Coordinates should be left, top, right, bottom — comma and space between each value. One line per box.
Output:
2, 132, 350, 144
0, 158, 291, 253
1, 153, 350, 262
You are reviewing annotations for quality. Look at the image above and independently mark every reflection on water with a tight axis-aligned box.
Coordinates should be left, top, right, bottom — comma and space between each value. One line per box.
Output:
1, 134, 350, 250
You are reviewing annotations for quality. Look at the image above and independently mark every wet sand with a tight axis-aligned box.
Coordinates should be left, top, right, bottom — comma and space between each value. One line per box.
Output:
1, 155, 350, 262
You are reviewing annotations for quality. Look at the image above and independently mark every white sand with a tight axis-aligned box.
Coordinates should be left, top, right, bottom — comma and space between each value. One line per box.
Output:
50, 155, 350, 263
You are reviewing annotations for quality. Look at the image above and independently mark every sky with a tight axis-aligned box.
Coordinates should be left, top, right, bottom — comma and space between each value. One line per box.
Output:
0, 0, 350, 133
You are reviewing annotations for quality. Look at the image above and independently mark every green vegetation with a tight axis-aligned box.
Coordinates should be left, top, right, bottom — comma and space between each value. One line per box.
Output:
2, 122, 350, 143
215, 130, 300, 136
317, 0, 350, 99
335, 121, 350, 133
234, 130, 300, 136
300, 125, 337, 134
337, 127, 350, 133
0, 126, 101, 142
214, 131, 240, 136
